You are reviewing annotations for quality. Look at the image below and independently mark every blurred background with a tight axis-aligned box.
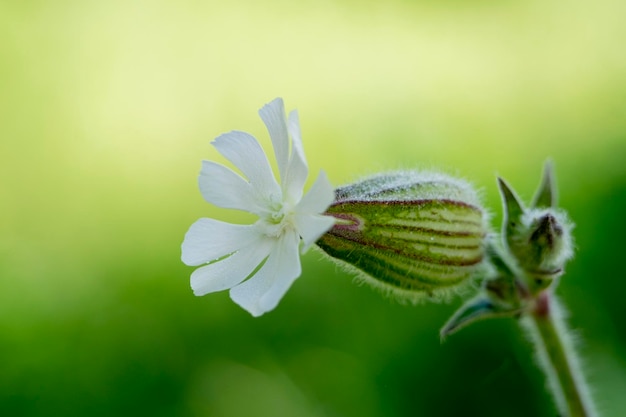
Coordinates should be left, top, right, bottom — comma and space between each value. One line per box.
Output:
1, 0, 625, 416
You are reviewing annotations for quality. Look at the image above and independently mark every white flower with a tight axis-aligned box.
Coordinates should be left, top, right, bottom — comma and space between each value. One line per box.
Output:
181, 98, 336, 316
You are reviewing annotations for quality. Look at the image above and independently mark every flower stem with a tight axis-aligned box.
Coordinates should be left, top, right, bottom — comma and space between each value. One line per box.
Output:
522, 292, 597, 417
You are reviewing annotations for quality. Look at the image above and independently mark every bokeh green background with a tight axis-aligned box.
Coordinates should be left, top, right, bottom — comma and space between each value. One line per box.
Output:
2, 0, 625, 416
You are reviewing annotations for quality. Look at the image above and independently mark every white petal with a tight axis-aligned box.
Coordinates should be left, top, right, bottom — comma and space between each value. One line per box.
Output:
229, 230, 301, 316
295, 170, 335, 214
198, 161, 259, 211
181, 218, 260, 266
190, 237, 273, 295
294, 214, 336, 253
212, 131, 280, 199
283, 110, 309, 203
258, 98, 289, 182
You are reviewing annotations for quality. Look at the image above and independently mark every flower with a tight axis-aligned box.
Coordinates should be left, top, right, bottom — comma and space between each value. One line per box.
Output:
181, 98, 336, 316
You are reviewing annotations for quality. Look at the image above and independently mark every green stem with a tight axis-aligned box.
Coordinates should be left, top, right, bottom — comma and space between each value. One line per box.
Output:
523, 292, 597, 417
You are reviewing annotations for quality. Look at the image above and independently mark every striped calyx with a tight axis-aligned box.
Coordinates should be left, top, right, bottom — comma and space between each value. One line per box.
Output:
316, 171, 490, 302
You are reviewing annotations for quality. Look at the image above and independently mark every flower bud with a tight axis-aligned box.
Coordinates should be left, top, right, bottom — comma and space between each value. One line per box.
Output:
510, 208, 574, 276
497, 163, 574, 287
316, 171, 490, 302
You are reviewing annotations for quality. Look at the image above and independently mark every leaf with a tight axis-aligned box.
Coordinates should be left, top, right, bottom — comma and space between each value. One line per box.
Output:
440, 296, 521, 339
532, 160, 557, 209
497, 177, 526, 253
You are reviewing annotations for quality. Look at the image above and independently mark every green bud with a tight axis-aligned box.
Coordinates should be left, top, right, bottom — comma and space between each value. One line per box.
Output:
316, 171, 490, 302
515, 209, 574, 276
497, 162, 574, 289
